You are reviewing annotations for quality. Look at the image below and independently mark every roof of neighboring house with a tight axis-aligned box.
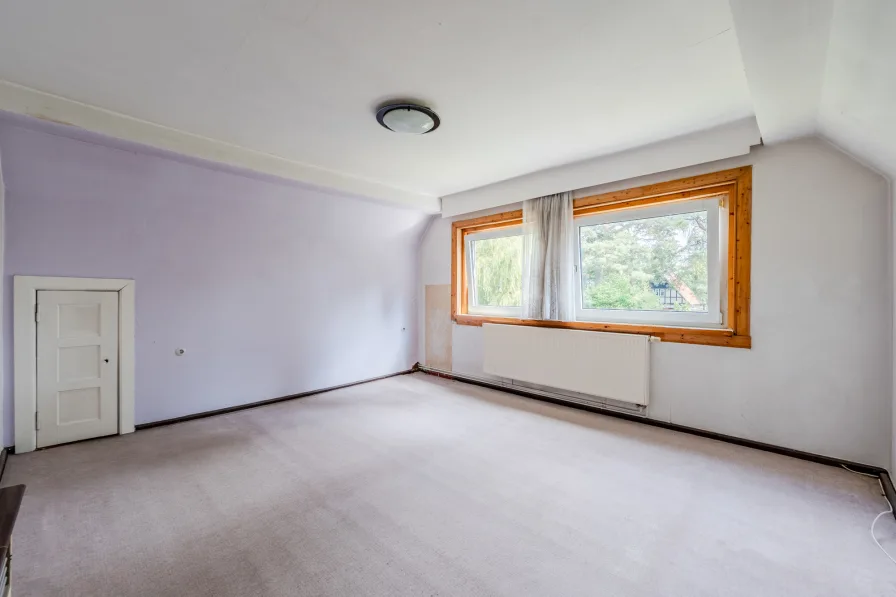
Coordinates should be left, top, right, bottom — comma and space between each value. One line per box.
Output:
665, 274, 702, 307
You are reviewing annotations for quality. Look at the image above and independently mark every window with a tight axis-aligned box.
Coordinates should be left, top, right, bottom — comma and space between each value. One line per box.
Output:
451, 167, 752, 348
465, 226, 523, 317
575, 198, 722, 327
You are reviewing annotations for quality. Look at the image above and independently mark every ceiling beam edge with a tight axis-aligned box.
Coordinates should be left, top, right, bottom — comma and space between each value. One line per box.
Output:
727, 0, 834, 144
0, 79, 440, 213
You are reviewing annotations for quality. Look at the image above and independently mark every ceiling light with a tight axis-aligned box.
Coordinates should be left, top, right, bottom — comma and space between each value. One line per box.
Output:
376, 103, 440, 135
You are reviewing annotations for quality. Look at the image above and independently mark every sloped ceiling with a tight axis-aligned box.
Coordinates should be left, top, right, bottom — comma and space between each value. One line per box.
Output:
731, 0, 896, 180
818, 1, 896, 179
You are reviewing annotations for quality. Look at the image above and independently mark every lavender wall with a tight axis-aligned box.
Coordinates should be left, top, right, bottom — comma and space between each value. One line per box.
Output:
0, 117, 429, 446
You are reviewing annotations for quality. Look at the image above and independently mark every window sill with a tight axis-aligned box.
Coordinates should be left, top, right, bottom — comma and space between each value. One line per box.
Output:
453, 314, 751, 349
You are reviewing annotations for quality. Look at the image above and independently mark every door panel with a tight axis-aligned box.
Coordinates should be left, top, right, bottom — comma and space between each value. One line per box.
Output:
37, 290, 119, 448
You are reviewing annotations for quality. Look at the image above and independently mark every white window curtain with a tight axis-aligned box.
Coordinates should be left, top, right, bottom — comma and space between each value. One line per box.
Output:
521, 192, 574, 320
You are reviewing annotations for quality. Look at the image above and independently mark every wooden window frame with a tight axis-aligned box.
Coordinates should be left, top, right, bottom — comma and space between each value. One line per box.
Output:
451, 166, 752, 348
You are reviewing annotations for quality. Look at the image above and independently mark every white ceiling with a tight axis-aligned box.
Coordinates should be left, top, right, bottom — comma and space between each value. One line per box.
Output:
0, 0, 755, 209
727, 0, 832, 144
1, 0, 892, 211
730, 0, 896, 180
818, 0, 896, 179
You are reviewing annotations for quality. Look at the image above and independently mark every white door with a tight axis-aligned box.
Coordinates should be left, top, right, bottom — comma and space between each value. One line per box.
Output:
36, 290, 119, 448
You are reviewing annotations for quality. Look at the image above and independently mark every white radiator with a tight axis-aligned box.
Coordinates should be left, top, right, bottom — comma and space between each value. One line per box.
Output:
483, 324, 650, 406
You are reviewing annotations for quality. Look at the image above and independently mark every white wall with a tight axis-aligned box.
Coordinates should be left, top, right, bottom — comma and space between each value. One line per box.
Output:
421, 137, 893, 468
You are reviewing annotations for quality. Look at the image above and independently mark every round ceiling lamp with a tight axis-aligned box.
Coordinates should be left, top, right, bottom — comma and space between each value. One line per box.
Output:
376, 103, 440, 135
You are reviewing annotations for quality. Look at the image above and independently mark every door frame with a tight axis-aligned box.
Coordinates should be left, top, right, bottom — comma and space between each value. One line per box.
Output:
14, 276, 135, 453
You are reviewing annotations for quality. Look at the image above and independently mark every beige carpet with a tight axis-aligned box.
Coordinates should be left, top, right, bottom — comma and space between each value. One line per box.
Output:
4, 373, 895, 596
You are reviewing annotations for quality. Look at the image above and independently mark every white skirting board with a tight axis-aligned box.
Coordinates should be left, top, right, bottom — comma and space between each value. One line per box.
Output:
482, 324, 650, 406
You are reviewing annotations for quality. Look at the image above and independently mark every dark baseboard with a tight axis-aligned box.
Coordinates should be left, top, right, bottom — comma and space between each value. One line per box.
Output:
0, 449, 7, 483
418, 368, 892, 486
135, 368, 416, 430
880, 472, 896, 521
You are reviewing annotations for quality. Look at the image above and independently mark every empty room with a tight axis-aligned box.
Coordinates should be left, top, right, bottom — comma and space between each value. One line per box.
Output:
0, 0, 893, 595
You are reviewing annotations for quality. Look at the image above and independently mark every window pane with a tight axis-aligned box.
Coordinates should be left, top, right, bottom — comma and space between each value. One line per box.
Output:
579, 210, 708, 312
472, 235, 523, 307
